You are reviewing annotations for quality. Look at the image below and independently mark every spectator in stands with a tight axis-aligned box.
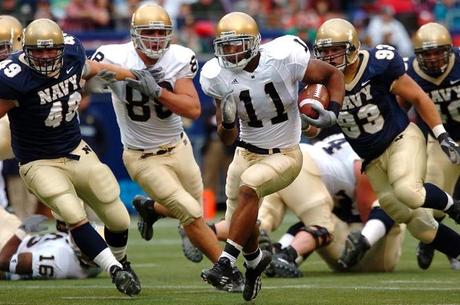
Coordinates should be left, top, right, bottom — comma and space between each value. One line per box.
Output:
60, 0, 110, 32
366, 5, 413, 57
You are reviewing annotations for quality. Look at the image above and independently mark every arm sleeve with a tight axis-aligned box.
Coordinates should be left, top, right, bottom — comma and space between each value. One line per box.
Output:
284, 37, 311, 82
176, 49, 198, 79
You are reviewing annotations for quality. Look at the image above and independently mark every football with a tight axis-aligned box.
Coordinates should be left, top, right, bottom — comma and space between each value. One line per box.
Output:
298, 83, 330, 119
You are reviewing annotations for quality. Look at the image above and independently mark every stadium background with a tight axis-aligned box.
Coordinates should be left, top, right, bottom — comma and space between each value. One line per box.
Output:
2, 0, 460, 213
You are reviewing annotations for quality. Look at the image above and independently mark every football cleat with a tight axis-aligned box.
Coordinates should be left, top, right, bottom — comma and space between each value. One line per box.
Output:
266, 248, 303, 278
258, 229, 273, 253
201, 257, 235, 290
448, 256, 460, 270
243, 250, 272, 301
132, 195, 162, 241
109, 265, 141, 296
120, 257, 141, 287
445, 200, 460, 224
178, 225, 203, 263
338, 232, 370, 269
416, 242, 435, 270
220, 266, 245, 293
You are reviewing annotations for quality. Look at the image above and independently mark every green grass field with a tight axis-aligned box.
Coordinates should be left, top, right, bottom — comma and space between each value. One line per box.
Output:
1, 214, 459, 305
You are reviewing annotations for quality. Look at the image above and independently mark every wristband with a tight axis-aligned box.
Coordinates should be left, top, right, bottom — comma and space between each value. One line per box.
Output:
432, 124, 447, 139
222, 121, 235, 129
328, 100, 341, 116
14, 228, 27, 240
9, 254, 18, 273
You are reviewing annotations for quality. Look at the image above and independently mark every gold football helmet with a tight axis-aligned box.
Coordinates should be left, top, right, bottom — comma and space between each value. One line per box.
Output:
314, 18, 360, 70
23, 18, 64, 77
0, 15, 23, 61
131, 3, 173, 59
214, 12, 261, 72
413, 22, 452, 76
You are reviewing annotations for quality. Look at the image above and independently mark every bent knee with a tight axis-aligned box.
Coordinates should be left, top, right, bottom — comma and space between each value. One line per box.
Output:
394, 183, 425, 209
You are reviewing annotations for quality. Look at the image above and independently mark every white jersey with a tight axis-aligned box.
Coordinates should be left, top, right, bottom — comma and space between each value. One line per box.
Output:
200, 35, 310, 149
12, 232, 101, 280
301, 134, 361, 220
93, 42, 197, 150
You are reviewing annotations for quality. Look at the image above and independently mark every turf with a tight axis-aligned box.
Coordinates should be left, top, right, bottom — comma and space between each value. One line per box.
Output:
1, 214, 459, 305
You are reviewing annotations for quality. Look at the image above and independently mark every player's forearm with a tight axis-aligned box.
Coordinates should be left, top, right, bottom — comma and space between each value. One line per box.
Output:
0, 235, 22, 271
217, 125, 238, 146
84, 60, 134, 81
325, 70, 345, 106
157, 90, 201, 119
412, 96, 442, 129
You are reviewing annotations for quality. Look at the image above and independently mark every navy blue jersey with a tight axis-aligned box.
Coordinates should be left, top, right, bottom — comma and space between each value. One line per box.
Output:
406, 48, 460, 141
0, 35, 85, 163
338, 45, 409, 163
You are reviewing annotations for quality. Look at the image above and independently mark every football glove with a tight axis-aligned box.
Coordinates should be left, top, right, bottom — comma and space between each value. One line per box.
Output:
19, 215, 48, 233
126, 69, 162, 98
301, 103, 337, 128
437, 132, 460, 164
145, 66, 165, 82
300, 114, 311, 132
220, 89, 236, 126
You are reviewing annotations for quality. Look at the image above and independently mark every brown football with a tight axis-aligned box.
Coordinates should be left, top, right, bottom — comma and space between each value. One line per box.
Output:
298, 83, 330, 119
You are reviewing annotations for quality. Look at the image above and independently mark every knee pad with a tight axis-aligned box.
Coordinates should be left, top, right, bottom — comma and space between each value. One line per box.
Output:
88, 163, 120, 204
98, 198, 130, 231
406, 209, 439, 243
379, 194, 412, 224
393, 182, 425, 209
302, 225, 333, 248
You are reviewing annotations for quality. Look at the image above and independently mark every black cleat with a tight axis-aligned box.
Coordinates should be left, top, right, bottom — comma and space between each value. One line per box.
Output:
120, 257, 141, 287
267, 249, 303, 278
258, 229, 273, 253
243, 250, 272, 301
132, 195, 162, 241
446, 200, 460, 224
109, 265, 141, 296
338, 232, 370, 269
178, 226, 203, 263
221, 266, 245, 293
201, 257, 235, 290
416, 242, 435, 270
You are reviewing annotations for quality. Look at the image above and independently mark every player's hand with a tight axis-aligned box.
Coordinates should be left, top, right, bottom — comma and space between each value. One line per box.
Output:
19, 215, 48, 233
126, 69, 163, 98
300, 114, 311, 131
437, 132, 460, 164
302, 103, 337, 128
220, 89, 236, 126
145, 66, 165, 82
95, 70, 117, 89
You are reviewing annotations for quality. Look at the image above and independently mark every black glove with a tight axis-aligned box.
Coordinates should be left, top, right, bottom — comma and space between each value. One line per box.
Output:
437, 132, 460, 164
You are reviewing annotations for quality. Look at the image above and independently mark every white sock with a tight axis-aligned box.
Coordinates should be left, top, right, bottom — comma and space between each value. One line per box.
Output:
278, 233, 295, 249
444, 194, 454, 211
93, 248, 122, 273
361, 219, 386, 246
108, 245, 127, 261
244, 249, 262, 269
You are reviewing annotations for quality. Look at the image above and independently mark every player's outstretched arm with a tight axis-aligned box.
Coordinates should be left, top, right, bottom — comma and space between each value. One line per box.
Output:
83, 59, 135, 81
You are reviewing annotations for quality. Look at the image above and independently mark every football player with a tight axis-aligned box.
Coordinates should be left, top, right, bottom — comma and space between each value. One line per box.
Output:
86, 4, 247, 292
266, 134, 403, 276
399, 23, 460, 270
0, 207, 102, 280
309, 18, 460, 265
0, 15, 22, 161
199, 12, 344, 301
0, 18, 145, 296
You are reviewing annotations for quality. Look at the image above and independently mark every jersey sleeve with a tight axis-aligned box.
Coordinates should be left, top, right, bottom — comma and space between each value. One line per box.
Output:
283, 36, 311, 82
0, 78, 21, 100
199, 59, 224, 99
89, 45, 115, 64
175, 47, 198, 79
64, 34, 86, 66
383, 48, 406, 82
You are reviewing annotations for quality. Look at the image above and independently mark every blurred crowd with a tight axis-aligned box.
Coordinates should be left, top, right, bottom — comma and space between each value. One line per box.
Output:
2, 0, 460, 57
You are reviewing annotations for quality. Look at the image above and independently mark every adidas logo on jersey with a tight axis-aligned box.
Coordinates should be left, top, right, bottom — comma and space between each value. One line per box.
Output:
232, 79, 238, 84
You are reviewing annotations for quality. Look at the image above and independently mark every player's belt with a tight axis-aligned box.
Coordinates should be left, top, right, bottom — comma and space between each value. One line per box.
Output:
127, 132, 185, 159
237, 140, 281, 155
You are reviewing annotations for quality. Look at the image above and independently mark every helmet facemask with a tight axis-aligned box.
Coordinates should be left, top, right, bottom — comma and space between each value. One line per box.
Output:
24, 41, 64, 77
214, 33, 261, 72
415, 45, 452, 77
131, 24, 172, 59
0, 40, 12, 61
